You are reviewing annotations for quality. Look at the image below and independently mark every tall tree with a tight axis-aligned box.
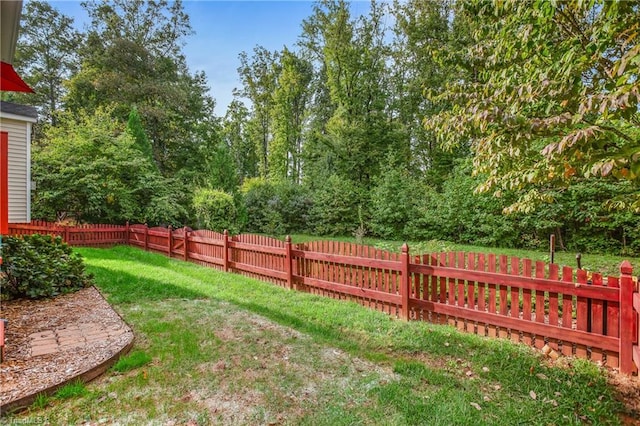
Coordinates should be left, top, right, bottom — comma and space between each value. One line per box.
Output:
389, 0, 467, 186
236, 46, 281, 177
66, 0, 216, 176
427, 0, 640, 212
223, 98, 258, 183
299, 0, 396, 189
9, 1, 82, 126
270, 48, 313, 183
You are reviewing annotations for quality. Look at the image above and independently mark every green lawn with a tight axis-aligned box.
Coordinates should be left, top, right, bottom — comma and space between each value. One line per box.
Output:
10, 245, 631, 425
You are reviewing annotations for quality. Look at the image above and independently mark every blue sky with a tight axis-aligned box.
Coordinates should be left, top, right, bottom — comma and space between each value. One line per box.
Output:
48, 1, 372, 116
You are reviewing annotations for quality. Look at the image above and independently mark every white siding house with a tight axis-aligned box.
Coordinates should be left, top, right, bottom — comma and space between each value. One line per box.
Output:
0, 101, 37, 223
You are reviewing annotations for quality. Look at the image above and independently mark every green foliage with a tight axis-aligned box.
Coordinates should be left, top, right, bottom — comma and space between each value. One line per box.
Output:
309, 175, 366, 236
127, 106, 154, 163
55, 381, 88, 399
32, 108, 155, 224
112, 350, 152, 373
239, 178, 312, 235
270, 48, 313, 183
7, 0, 82, 127
192, 188, 238, 233
0, 235, 93, 300
370, 156, 433, 240
427, 0, 640, 212
31, 393, 50, 410
63, 0, 216, 178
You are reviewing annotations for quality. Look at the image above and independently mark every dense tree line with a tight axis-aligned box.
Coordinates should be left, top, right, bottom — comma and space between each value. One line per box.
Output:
3, 0, 639, 254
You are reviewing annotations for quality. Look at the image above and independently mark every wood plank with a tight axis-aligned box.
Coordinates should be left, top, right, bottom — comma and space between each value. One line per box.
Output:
510, 256, 520, 343
606, 276, 620, 368
498, 255, 509, 338
298, 276, 402, 305
409, 264, 619, 301
535, 261, 546, 349
466, 253, 476, 334
447, 252, 456, 328
561, 266, 574, 356
576, 269, 589, 359
230, 241, 286, 256
590, 273, 605, 363
477, 253, 486, 337
487, 254, 497, 338
228, 261, 288, 281
520, 259, 533, 345
456, 252, 466, 332
188, 252, 224, 266
548, 264, 559, 350
292, 249, 400, 270
411, 299, 618, 351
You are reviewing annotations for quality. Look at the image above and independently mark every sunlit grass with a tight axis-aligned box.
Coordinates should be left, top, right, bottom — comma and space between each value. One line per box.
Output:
8, 245, 628, 425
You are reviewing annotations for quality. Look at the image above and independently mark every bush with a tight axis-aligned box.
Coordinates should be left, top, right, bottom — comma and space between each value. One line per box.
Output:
309, 175, 367, 236
240, 178, 277, 233
0, 234, 93, 300
192, 188, 238, 233
240, 179, 313, 235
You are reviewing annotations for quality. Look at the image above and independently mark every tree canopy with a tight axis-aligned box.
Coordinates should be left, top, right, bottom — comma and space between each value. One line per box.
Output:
13, 0, 640, 254
426, 0, 640, 212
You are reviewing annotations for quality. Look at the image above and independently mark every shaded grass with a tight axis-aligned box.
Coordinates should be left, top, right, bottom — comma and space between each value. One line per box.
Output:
10, 245, 627, 425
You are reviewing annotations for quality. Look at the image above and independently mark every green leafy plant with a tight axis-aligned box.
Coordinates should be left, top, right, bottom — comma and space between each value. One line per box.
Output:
31, 393, 50, 410
192, 188, 238, 233
0, 234, 93, 300
112, 350, 152, 373
55, 380, 88, 399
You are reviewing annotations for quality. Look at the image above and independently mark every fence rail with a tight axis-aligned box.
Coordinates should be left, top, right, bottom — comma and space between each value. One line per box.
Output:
7, 220, 639, 376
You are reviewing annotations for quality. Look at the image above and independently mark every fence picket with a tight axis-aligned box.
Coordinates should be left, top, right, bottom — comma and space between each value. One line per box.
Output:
606, 276, 620, 368
576, 269, 589, 358
561, 266, 574, 356
534, 261, 546, 349
591, 273, 605, 363
522, 259, 533, 345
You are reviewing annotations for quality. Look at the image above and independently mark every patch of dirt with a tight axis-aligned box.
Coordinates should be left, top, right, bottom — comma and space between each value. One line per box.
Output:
189, 308, 399, 423
607, 371, 640, 422
0, 287, 133, 410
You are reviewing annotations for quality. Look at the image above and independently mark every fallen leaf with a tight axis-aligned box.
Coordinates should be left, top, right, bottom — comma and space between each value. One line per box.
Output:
536, 373, 548, 380
470, 402, 482, 411
482, 366, 490, 373
530, 390, 537, 400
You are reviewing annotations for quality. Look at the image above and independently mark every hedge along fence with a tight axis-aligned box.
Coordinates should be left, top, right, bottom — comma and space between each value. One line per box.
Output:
8, 221, 640, 376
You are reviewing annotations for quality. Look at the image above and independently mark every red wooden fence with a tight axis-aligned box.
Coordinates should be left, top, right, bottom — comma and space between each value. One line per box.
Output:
7, 220, 639, 375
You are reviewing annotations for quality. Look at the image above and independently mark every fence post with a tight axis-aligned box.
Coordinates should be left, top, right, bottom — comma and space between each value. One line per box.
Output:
64, 226, 69, 244
144, 224, 149, 251
168, 225, 173, 257
285, 235, 293, 290
223, 230, 229, 272
125, 221, 130, 245
400, 243, 411, 321
619, 260, 636, 374
183, 226, 189, 261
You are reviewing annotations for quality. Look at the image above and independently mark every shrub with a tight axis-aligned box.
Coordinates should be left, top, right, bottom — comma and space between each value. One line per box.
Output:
309, 175, 367, 236
192, 188, 238, 233
240, 178, 277, 233
239, 179, 313, 235
0, 234, 93, 300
